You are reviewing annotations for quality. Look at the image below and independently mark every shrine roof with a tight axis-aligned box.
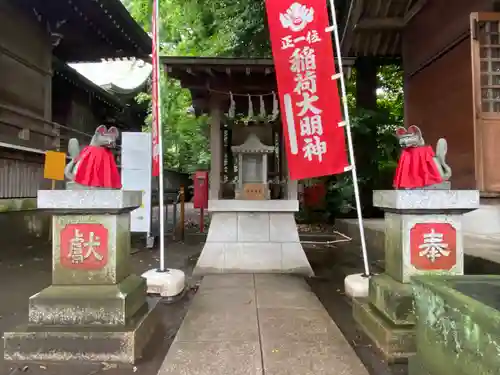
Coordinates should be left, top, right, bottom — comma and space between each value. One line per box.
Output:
161, 56, 355, 115
162, 56, 355, 80
340, 0, 426, 57
11, 0, 151, 62
231, 133, 275, 154
69, 59, 152, 96
53, 59, 145, 131
54, 59, 125, 111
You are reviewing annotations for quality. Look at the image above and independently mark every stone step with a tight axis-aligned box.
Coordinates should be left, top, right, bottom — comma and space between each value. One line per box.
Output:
352, 297, 415, 363
29, 275, 147, 325
4, 298, 160, 364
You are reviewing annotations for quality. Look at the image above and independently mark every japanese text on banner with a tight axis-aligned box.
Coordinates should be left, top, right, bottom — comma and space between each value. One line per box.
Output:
265, 0, 349, 180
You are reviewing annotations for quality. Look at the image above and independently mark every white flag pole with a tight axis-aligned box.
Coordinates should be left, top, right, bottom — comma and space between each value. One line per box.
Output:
153, 0, 166, 272
327, 0, 371, 276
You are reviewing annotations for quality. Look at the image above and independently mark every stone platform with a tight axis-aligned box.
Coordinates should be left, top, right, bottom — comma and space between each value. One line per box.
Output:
4, 298, 159, 363
3, 190, 160, 364
194, 200, 313, 276
157, 274, 368, 375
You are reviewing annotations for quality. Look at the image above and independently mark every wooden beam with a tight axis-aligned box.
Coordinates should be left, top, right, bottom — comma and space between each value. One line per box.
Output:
404, 0, 427, 24
355, 17, 405, 30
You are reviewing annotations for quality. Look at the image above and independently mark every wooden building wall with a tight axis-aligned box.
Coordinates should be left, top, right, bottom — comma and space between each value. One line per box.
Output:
403, 0, 493, 189
0, 2, 54, 151
0, 2, 54, 198
0, 3, 119, 198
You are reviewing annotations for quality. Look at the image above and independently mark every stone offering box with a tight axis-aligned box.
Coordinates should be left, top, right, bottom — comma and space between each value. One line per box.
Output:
353, 189, 479, 362
410, 275, 500, 375
3, 190, 159, 364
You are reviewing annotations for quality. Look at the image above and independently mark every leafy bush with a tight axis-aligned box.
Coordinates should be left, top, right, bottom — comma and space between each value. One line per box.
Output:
323, 108, 401, 220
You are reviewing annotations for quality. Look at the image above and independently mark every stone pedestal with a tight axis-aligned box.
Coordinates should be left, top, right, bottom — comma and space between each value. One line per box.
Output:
4, 190, 160, 364
194, 199, 313, 276
353, 189, 479, 362
411, 275, 500, 375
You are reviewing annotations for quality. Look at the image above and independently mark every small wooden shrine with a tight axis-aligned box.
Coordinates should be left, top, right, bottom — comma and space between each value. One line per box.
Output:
163, 56, 354, 275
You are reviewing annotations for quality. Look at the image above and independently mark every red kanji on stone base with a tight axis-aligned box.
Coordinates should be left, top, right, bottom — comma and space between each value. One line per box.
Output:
60, 224, 109, 270
410, 222, 457, 271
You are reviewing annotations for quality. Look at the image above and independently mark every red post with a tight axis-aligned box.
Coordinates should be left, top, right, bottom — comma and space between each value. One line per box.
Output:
193, 170, 208, 234
200, 207, 205, 233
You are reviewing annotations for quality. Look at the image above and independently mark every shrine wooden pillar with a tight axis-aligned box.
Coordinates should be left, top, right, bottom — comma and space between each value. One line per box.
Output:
355, 57, 378, 110
281, 132, 297, 200
209, 99, 222, 200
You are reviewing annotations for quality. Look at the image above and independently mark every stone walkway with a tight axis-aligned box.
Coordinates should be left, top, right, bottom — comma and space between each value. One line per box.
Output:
157, 274, 368, 375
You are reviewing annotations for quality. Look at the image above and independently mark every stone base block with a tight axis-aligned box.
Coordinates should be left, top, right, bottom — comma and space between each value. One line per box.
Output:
194, 209, 313, 276
345, 273, 370, 298
4, 298, 160, 364
369, 274, 415, 325
29, 275, 147, 325
142, 268, 185, 297
194, 241, 313, 276
352, 298, 415, 362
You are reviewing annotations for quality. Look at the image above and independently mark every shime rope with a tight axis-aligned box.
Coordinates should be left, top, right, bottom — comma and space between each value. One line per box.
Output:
210, 87, 280, 121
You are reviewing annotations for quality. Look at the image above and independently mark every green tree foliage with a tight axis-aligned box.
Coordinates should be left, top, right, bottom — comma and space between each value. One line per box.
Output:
123, 0, 273, 173
124, 0, 404, 217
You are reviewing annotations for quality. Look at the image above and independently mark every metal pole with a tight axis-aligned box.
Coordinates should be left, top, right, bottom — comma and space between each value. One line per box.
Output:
153, 0, 167, 272
200, 207, 204, 233
327, 0, 371, 276
179, 186, 185, 241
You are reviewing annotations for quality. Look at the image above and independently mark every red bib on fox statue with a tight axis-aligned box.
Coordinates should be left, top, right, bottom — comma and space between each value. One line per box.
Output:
393, 125, 443, 189
73, 126, 122, 189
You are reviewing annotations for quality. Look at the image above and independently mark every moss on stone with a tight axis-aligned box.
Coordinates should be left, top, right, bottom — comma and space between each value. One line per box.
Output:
0, 198, 37, 212
412, 275, 500, 375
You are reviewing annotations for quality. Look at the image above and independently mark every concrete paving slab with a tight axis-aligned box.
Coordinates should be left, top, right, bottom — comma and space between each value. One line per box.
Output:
258, 307, 339, 343
200, 274, 255, 290
190, 287, 256, 311
156, 274, 368, 375
254, 274, 311, 292
176, 308, 258, 342
261, 338, 369, 375
157, 341, 262, 375
256, 288, 324, 310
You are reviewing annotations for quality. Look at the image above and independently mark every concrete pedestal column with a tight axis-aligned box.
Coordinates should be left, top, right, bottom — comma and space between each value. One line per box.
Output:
4, 190, 160, 364
353, 189, 479, 362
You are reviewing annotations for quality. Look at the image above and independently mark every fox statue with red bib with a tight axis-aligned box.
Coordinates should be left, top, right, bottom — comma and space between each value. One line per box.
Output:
393, 125, 452, 190
64, 125, 122, 190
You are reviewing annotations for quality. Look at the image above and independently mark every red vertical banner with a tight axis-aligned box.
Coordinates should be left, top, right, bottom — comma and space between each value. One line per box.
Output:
151, 0, 160, 177
264, 1, 349, 180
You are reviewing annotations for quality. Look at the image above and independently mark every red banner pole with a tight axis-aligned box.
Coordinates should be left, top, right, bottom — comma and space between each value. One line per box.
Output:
152, 0, 166, 272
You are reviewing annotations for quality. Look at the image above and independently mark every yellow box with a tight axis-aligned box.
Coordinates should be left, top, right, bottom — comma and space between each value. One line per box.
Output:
44, 151, 67, 181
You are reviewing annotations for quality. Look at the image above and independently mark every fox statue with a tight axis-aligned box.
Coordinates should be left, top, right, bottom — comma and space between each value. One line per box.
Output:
64, 125, 122, 190
393, 125, 452, 190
